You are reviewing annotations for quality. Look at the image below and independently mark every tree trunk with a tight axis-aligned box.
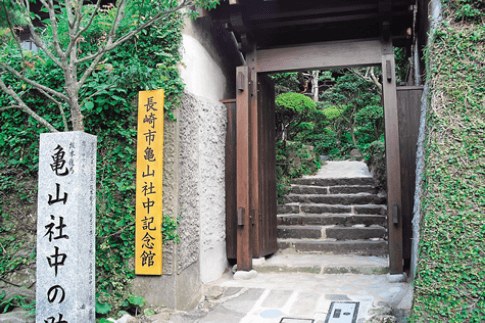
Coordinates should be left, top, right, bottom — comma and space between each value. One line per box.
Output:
71, 105, 85, 131
350, 106, 357, 146
311, 70, 319, 102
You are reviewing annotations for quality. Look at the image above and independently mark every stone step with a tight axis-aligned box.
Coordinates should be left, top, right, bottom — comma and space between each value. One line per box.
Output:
277, 214, 387, 227
283, 193, 386, 205
252, 252, 389, 275
277, 203, 387, 215
291, 177, 376, 187
278, 239, 388, 256
277, 225, 387, 240
291, 184, 379, 195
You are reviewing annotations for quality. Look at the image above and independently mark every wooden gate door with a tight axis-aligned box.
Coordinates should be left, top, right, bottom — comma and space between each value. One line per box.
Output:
224, 66, 277, 270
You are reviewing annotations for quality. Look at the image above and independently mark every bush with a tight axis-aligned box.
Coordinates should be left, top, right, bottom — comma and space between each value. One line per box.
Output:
364, 139, 386, 190
275, 92, 317, 144
275, 141, 320, 202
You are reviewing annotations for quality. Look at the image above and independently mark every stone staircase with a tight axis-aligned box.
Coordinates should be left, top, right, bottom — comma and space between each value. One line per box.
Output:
277, 176, 389, 257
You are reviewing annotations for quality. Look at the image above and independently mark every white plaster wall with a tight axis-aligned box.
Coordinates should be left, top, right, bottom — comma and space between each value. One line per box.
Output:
180, 34, 228, 103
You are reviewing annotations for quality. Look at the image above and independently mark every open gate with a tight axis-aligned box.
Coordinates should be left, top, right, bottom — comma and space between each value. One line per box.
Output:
224, 69, 278, 270
224, 39, 406, 275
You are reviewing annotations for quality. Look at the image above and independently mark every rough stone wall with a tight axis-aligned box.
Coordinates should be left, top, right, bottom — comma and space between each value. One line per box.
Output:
198, 94, 227, 283
177, 93, 201, 273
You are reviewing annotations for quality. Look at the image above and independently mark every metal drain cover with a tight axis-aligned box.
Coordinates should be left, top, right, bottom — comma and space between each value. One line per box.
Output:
280, 319, 314, 323
325, 302, 359, 323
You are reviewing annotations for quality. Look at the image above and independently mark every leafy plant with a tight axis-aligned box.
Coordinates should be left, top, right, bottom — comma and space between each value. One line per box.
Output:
0, 290, 34, 314
162, 215, 181, 243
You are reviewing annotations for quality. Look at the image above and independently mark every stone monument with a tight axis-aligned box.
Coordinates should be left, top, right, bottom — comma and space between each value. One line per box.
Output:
36, 131, 97, 323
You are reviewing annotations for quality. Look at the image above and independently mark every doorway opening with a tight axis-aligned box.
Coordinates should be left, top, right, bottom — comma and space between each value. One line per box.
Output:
223, 38, 418, 277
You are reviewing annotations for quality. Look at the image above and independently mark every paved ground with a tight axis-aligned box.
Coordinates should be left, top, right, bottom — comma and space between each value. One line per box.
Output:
307, 161, 372, 179
154, 270, 412, 323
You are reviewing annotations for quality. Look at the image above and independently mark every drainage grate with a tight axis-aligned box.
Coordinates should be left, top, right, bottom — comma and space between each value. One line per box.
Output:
280, 319, 315, 323
325, 302, 360, 323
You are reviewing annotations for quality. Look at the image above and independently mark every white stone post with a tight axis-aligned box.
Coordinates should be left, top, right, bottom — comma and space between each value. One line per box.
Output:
36, 131, 96, 323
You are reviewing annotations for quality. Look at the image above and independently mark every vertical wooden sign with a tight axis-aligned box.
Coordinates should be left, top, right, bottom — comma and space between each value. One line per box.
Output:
136, 89, 164, 275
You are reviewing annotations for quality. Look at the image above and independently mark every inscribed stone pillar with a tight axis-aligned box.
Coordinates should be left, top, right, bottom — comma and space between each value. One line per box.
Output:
36, 131, 97, 323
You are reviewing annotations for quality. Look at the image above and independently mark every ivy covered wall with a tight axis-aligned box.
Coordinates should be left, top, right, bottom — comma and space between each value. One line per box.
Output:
411, 0, 485, 322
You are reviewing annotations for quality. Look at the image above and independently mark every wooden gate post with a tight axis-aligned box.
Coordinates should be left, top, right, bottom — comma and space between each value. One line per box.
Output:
381, 43, 404, 275
236, 65, 252, 271
247, 44, 263, 258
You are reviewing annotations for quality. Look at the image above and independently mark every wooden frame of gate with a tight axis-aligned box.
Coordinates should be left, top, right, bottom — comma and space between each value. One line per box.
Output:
234, 38, 404, 275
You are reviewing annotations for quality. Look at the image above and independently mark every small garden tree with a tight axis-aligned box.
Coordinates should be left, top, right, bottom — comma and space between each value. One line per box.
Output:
0, 0, 219, 132
275, 92, 317, 145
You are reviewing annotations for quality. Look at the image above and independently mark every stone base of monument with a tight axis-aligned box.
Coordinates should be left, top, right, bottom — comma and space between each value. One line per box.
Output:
234, 270, 258, 280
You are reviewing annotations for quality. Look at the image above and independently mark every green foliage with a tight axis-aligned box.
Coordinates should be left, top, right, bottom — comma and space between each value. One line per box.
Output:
0, 290, 35, 314
269, 72, 301, 95
355, 105, 384, 146
275, 140, 320, 201
394, 47, 409, 83
363, 138, 386, 189
318, 69, 383, 159
443, 0, 485, 22
275, 92, 317, 143
162, 215, 181, 243
95, 296, 112, 315
0, 2, 28, 28
275, 92, 316, 114
410, 2, 485, 322
271, 69, 386, 198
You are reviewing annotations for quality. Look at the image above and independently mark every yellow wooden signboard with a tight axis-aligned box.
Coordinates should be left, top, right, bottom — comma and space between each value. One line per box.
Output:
135, 89, 164, 275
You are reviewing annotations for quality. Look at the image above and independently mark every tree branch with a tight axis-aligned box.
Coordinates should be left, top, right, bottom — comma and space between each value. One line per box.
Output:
23, 0, 62, 67
37, 88, 69, 131
40, 0, 66, 60
67, 0, 102, 55
75, 0, 128, 88
334, 104, 351, 124
0, 62, 69, 102
75, 0, 190, 65
0, 105, 23, 111
65, 0, 76, 30
0, 277, 22, 288
370, 67, 382, 92
350, 67, 382, 93
2, 1, 25, 71
0, 78, 58, 132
